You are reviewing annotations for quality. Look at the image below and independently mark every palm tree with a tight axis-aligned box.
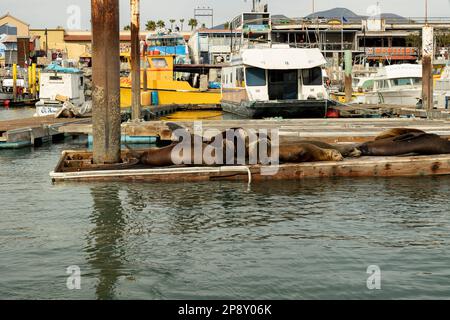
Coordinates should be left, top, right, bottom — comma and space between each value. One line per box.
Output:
123, 25, 131, 31
145, 20, 156, 31
169, 19, 176, 31
188, 18, 198, 31
156, 20, 166, 29
179, 19, 185, 31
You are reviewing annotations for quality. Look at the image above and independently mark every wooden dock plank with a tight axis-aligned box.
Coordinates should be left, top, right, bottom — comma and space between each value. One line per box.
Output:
59, 118, 450, 143
50, 154, 450, 183
0, 116, 91, 148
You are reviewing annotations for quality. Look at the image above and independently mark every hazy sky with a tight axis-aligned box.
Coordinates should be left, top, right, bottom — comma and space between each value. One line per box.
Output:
1, 0, 449, 30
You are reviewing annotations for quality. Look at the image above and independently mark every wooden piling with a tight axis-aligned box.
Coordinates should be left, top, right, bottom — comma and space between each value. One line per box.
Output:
91, 0, 122, 164
344, 50, 353, 103
130, 0, 141, 120
422, 26, 434, 114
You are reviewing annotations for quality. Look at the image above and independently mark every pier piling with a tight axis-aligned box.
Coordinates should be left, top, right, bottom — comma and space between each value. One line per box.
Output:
91, 0, 122, 164
130, 0, 141, 120
344, 50, 353, 103
422, 26, 434, 115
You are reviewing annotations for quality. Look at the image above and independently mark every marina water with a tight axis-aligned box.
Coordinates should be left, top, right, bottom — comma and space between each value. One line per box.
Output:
1, 109, 450, 299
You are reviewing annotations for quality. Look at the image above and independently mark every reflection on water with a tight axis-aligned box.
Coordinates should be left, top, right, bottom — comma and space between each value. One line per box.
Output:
0, 107, 36, 120
86, 186, 126, 300
1, 141, 450, 299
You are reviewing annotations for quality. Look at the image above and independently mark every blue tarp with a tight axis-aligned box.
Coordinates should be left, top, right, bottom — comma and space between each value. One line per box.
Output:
44, 64, 81, 73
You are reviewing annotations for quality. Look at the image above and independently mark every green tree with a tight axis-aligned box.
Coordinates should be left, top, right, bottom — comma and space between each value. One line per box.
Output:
123, 25, 131, 31
169, 19, 176, 31
224, 22, 230, 30
145, 20, 156, 31
179, 19, 185, 31
156, 20, 166, 29
188, 18, 198, 31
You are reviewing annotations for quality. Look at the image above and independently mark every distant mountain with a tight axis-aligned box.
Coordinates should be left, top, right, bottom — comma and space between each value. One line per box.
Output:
380, 13, 410, 23
306, 7, 360, 20
304, 7, 408, 23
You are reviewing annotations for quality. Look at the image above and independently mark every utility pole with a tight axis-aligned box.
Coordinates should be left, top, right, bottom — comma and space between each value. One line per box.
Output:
91, 0, 122, 164
130, 0, 141, 120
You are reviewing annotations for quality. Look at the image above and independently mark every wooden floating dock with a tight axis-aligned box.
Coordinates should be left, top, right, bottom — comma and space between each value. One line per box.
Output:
335, 104, 450, 119
0, 116, 91, 149
59, 118, 450, 143
50, 150, 450, 183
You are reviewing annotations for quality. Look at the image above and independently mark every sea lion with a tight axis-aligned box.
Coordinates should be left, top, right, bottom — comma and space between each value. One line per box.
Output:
358, 132, 450, 156
374, 128, 426, 140
279, 140, 361, 158
278, 143, 344, 163
166, 123, 272, 165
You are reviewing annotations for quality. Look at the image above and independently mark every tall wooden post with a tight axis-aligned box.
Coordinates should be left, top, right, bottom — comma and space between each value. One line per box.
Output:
344, 50, 353, 103
91, 0, 121, 164
130, 0, 141, 120
422, 26, 434, 113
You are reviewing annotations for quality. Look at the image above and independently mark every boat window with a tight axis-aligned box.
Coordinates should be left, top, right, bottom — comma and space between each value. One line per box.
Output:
246, 67, 266, 87
412, 78, 422, 85
392, 78, 412, 86
302, 67, 322, 86
151, 58, 168, 69
49, 76, 63, 81
362, 80, 374, 90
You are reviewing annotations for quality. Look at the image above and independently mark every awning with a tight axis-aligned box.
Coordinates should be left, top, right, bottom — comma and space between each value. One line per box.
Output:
241, 48, 326, 70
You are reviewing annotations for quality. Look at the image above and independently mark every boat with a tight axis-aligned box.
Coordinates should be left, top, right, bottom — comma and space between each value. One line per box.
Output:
221, 46, 333, 119
0, 69, 38, 107
364, 64, 422, 106
35, 64, 86, 116
434, 64, 450, 109
120, 53, 222, 108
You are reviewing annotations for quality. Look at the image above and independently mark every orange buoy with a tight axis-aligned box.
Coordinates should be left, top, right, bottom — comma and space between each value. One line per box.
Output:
326, 108, 340, 118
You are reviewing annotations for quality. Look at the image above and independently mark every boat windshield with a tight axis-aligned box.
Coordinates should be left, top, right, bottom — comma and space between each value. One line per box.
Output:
246, 67, 266, 87
302, 67, 323, 86
147, 37, 185, 47
392, 78, 412, 86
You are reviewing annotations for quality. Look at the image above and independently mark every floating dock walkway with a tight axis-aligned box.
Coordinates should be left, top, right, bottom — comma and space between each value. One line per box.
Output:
50, 150, 450, 183
59, 118, 450, 143
0, 116, 91, 149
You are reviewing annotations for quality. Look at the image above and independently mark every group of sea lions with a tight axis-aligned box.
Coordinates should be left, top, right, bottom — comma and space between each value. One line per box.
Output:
125, 125, 450, 168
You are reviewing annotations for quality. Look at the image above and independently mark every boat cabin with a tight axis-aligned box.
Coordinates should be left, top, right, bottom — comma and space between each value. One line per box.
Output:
222, 47, 329, 102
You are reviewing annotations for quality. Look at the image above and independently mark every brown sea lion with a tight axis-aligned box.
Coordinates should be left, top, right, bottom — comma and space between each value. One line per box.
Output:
279, 140, 361, 158
166, 123, 272, 165
279, 143, 344, 163
375, 128, 426, 140
358, 133, 450, 156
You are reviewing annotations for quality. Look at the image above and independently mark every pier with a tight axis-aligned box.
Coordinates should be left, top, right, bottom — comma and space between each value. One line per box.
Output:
59, 118, 450, 144
0, 116, 91, 149
50, 150, 450, 183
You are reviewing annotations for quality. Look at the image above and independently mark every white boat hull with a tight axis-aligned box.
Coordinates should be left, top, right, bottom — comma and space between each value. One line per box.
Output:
364, 88, 421, 106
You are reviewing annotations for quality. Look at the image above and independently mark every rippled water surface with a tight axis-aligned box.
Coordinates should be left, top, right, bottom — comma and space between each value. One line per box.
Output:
1, 110, 450, 300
